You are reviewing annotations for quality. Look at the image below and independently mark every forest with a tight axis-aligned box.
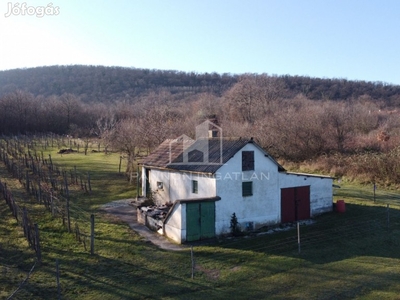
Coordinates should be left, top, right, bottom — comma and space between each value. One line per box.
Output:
1, 65, 400, 103
0, 65, 400, 186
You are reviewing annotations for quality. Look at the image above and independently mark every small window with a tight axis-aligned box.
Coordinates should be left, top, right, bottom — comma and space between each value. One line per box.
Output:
192, 180, 198, 194
242, 151, 254, 171
157, 181, 163, 190
242, 182, 253, 196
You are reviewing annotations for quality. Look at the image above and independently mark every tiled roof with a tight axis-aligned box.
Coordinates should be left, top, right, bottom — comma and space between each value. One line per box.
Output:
141, 137, 285, 174
141, 137, 248, 173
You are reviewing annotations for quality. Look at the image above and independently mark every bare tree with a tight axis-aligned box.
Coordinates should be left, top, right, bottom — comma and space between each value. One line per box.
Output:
60, 93, 81, 131
135, 104, 185, 153
322, 102, 356, 153
109, 119, 141, 179
224, 74, 285, 124
224, 75, 260, 124
0, 90, 35, 133
91, 105, 118, 154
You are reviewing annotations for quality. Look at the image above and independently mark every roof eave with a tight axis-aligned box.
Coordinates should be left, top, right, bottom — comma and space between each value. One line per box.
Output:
140, 164, 216, 176
282, 171, 334, 179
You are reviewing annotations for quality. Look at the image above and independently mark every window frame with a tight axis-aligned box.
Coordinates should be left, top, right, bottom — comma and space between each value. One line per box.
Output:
192, 180, 198, 194
242, 181, 253, 197
157, 181, 163, 190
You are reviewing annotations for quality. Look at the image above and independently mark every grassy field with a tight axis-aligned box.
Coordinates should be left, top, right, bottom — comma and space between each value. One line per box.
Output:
1, 140, 400, 299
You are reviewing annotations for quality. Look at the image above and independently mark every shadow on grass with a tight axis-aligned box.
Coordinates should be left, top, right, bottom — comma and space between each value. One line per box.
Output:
336, 185, 400, 205
197, 203, 400, 266
34, 240, 207, 300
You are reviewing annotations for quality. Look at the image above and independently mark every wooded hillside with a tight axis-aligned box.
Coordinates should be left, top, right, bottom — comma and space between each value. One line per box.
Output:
0, 65, 237, 101
1, 65, 400, 104
1, 65, 400, 185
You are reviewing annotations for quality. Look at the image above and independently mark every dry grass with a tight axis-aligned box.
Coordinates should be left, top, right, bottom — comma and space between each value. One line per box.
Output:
281, 148, 400, 188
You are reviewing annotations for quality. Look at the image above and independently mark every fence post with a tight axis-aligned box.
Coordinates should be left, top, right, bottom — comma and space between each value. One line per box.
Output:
90, 214, 95, 255
23, 207, 28, 238
56, 259, 61, 300
38, 179, 42, 204
64, 175, 71, 233
50, 190, 54, 217
66, 199, 71, 233
3, 182, 6, 198
34, 224, 41, 263
49, 154, 53, 171
12, 201, 18, 221
74, 166, 78, 185
387, 204, 390, 231
297, 222, 301, 254
191, 246, 194, 279
87, 172, 92, 194
75, 223, 79, 241
26, 170, 30, 192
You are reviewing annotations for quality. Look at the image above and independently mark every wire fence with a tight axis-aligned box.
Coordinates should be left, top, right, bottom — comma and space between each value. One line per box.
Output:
0, 135, 98, 299
0, 136, 95, 253
189, 201, 400, 278
0, 179, 41, 262
5, 260, 38, 300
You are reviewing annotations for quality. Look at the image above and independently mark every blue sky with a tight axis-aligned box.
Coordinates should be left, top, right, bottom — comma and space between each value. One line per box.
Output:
1, 0, 399, 84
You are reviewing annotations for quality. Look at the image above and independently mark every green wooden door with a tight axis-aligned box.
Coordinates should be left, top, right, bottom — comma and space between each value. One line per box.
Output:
200, 202, 215, 239
186, 203, 201, 242
186, 202, 215, 242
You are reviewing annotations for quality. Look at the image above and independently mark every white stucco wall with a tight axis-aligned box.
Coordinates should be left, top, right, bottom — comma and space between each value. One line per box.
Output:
163, 203, 184, 243
214, 144, 333, 235
215, 143, 281, 235
143, 168, 217, 205
278, 173, 333, 216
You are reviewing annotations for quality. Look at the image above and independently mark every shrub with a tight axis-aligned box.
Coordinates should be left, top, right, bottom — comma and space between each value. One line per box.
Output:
230, 213, 241, 236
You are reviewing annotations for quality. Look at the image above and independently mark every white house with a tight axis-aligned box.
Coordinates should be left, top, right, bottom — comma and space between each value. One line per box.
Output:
139, 123, 333, 244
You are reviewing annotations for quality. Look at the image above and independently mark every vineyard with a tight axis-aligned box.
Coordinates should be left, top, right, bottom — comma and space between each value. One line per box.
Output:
0, 136, 97, 255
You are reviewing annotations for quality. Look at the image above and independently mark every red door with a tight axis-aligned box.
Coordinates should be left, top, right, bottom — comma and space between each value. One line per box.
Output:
281, 186, 310, 223
281, 188, 295, 223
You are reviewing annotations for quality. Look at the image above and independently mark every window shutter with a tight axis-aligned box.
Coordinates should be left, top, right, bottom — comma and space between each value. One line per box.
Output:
242, 151, 254, 171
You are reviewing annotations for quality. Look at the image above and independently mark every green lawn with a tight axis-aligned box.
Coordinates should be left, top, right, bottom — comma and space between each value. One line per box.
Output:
1, 139, 400, 299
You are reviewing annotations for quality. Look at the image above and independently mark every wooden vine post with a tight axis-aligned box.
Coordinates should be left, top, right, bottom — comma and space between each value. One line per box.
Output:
34, 224, 42, 263
87, 172, 92, 194
90, 214, 95, 255
64, 175, 71, 233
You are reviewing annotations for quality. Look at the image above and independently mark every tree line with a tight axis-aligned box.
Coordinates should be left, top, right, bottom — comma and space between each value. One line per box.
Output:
0, 65, 237, 102
1, 72, 399, 184
1, 65, 400, 104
